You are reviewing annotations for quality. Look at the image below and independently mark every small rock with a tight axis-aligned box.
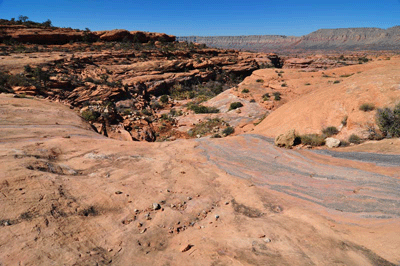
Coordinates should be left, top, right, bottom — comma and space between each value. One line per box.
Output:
264, 238, 271, 243
152, 203, 161, 210
325, 137, 340, 148
187, 197, 192, 200
215, 215, 220, 220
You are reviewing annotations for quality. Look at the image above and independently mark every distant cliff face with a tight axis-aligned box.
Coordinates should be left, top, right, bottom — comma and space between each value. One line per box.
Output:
177, 27, 400, 52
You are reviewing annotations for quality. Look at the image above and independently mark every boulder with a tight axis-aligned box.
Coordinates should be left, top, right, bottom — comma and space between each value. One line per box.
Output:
275, 129, 297, 148
325, 137, 340, 148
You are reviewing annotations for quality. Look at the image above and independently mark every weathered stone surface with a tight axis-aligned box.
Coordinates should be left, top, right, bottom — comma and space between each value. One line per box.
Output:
325, 137, 341, 148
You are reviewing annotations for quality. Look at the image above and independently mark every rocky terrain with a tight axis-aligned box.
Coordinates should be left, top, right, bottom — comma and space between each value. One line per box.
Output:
1, 19, 400, 265
177, 26, 400, 52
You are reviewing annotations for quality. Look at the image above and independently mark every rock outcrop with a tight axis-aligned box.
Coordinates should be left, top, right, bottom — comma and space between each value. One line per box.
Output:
0, 24, 175, 44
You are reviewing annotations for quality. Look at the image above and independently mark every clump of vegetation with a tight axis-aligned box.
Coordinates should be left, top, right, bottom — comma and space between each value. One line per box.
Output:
359, 103, 375, 112
256, 79, 264, 83
299, 134, 325, 146
188, 118, 223, 137
281, 83, 287, 87
322, 126, 339, 137
253, 112, 268, 126
304, 83, 311, 86
81, 109, 100, 122
376, 103, 400, 137
169, 108, 183, 117
222, 126, 235, 136
340, 73, 354, 78
241, 88, 249, 93
358, 57, 369, 64
262, 93, 270, 101
159, 95, 169, 104
333, 80, 340, 84
187, 103, 219, 114
273, 92, 281, 101
348, 134, 361, 144
229, 102, 243, 111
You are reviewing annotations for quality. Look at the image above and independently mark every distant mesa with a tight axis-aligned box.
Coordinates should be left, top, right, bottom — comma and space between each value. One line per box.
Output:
177, 27, 400, 52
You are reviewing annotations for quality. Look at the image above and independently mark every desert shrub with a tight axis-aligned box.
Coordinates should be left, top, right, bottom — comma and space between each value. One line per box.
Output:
188, 118, 223, 137
262, 93, 270, 101
229, 102, 243, 110
322, 126, 339, 137
333, 80, 340, 84
348, 134, 361, 144
305, 83, 311, 86
256, 79, 264, 83
300, 134, 325, 146
222, 126, 235, 136
339, 140, 350, 147
188, 104, 219, 114
159, 95, 169, 104
81, 109, 100, 122
359, 103, 375, 112
250, 99, 256, 103
169, 108, 183, 117
358, 57, 369, 64
241, 88, 249, 93
340, 74, 353, 78
273, 92, 281, 101
150, 101, 162, 110
141, 109, 152, 116
376, 103, 400, 137
281, 83, 287, 87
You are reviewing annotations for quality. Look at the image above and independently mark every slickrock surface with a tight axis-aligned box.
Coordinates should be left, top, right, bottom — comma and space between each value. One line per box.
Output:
243, 56, 400, 139
1, 89, 399, 266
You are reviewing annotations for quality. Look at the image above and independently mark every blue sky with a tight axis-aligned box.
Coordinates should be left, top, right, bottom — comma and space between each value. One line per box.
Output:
0, 0, 399, 36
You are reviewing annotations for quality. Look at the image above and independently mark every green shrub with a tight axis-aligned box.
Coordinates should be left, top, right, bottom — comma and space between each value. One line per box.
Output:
322, 126, 339, 137
333, 80, 340, 84
222, 126, 235, 136
281, 83, 287, 87
359, 103, 375, 112
160, 95, 169, 104
81, 109, 100, 122
188, 104, 219, 114
262, 93, 270, 101
241, 88, 249, 93
348, 134, 361, 144
250, 99, 256, 103
273, 92, 281, 101
300, 134, 325, 146
229, 102, 243, 111
256, 79, 264, 83
142, 109, 152, 116
188, 118, 223, 137
376, 103, 400, 137
305, 83, 311, 86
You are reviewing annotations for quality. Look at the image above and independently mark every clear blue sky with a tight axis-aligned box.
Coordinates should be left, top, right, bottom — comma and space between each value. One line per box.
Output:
1, 0, 399, 36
